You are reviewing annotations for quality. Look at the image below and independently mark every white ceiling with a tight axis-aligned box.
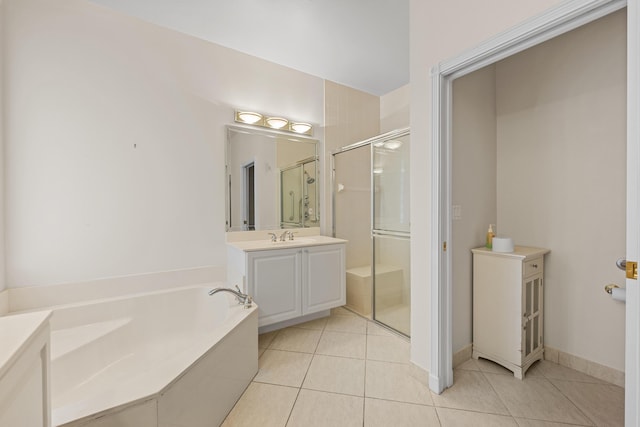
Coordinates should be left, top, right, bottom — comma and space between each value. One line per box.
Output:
87, 0, 409, 96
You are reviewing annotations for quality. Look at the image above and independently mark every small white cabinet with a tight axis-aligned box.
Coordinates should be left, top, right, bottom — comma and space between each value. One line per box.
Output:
472, 246, 550, 379
228, 239, 346, 328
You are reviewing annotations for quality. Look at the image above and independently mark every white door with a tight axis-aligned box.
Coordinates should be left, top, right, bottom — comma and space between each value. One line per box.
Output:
625, 1, 639, 424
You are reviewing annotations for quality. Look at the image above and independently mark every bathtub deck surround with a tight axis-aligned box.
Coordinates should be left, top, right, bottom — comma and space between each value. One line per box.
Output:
0, 310, 52, 427
4, 265, 224, 314
45, 285, 257, 427
223, 306, 624, 427
227, 233, 347, 332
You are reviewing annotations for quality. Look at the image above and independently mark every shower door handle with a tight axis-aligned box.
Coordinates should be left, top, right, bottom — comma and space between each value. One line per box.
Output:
289, 191, 295, 221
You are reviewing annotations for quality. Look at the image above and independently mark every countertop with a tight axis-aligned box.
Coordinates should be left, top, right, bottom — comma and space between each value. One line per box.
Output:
471, 246, 550, 260
227, 235, 347, 252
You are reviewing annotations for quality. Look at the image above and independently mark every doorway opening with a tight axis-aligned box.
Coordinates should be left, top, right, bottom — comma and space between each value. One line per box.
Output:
243, 162, 255, 231
428, 2, 636, 413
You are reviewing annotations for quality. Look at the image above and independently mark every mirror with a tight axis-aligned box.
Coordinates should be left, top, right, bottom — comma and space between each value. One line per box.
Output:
226, 125, 319, 231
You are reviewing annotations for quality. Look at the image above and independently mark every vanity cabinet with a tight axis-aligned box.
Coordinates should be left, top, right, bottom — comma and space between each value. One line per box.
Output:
471, 246, 550, 379
228, 240, 346, 328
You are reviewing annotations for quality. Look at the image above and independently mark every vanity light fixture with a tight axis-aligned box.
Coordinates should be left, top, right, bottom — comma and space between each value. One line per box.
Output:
290, 122, 312, 134
265, 117, 289, 129
383, 140, 403, 150
235, 111, 263, 125
234, 109, 313, 136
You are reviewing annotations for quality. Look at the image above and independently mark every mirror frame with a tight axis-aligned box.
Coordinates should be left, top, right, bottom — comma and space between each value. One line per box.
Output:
225, 124, 320, 232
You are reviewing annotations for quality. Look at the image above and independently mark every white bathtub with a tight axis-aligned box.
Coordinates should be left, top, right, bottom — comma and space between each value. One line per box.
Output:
47, 285, 258, 427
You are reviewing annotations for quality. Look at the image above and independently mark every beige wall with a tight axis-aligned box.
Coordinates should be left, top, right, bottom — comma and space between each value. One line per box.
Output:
451, 65, 497, 353
495, 10, 626, 371
381, 84, 410, 132
3, 0, 324, 288
410, 0, 565, 371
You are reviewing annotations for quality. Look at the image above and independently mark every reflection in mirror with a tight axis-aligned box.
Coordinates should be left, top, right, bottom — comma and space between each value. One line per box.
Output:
226, 126, 319, 231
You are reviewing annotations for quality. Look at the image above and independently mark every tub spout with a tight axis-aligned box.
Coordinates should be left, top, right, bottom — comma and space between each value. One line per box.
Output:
209, 286, 253, 308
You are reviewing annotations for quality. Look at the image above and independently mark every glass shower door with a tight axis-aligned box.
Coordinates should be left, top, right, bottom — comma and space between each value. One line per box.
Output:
333, 145, 372, 316
372, 131, 410, 336
281, 166, 302, 227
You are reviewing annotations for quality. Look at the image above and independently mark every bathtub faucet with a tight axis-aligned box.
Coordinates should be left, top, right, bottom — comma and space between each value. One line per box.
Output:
208, 286, 253, 309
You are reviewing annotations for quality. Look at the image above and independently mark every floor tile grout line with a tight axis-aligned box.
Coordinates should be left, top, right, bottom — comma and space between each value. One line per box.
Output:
481, 369, 597, 426
434, 405, 521, 424
363, 322, 368, 424
512, 414, 594, 426
284, 385, 303, 427
255, 309, 412, 425
299, 385, 366, 400
544, 376, 599, 427
479, 369, 517, 419
283, 323, 325, 427
432, 401, 517, 418
365, 395, 437, 408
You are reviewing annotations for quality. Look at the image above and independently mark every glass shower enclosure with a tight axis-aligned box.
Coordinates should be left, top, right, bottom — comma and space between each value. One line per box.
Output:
280, 159, 318, 228
332, 128, 411, 336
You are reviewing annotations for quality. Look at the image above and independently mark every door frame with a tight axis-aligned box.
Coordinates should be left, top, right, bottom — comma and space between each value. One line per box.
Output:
429, 0, 638, 424
241, 160, 255, 231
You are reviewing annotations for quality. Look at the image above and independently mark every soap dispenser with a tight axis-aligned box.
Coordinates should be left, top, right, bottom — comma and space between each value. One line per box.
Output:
486, 224, 495, 249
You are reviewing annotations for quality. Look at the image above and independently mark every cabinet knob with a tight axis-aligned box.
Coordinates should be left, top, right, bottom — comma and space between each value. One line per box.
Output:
531, 264, 538, 268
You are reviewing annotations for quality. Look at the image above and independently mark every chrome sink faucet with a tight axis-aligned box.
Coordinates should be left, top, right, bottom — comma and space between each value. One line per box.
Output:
268, 232, 278, 242
279, 230, 291, 241
208, 285, 253, 308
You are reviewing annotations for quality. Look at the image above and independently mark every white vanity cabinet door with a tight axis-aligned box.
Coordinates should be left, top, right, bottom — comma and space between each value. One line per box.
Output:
302, 244, 346, 314
248, 248, 302, 327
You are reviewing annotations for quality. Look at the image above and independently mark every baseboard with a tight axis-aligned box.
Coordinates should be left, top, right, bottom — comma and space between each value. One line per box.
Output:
454, 343, 623, 387
258, 310, 330, 334
0, 289, 8, 316
409, 362, 430, 387
7, 265, 226, 313
453, 344, 473, 368
545, 346, 625, 388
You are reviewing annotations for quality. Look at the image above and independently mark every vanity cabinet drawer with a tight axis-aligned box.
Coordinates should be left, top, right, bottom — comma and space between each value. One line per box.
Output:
524, 258, 543, 278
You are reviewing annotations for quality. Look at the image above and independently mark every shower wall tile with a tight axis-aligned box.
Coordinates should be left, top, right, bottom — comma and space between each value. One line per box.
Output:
323, 80, 379, 237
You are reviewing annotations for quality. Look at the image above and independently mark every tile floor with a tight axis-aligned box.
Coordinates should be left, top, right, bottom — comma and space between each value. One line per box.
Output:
221, 307, 624, 427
